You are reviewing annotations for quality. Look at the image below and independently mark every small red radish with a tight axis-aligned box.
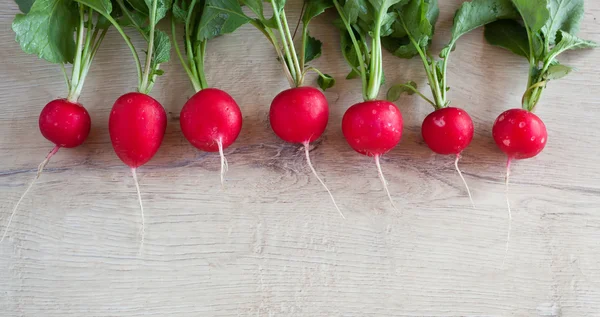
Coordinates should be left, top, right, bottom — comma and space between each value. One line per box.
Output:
342, 100, 403, 208
421, 107, 475, 206
492, 108, 547, 266
1, 99, 92, 243
180, 88, 242, 185
269, 87, 343, 218
109, 92, 167, 249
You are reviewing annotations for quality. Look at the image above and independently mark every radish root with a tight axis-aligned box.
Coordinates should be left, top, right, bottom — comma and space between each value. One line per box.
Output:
1, 145, 60, 244
303, 143, 344, 219
454, 153, 475, 208
375, 155, 397, 211
502, 158, 512, 268
217, 138, 229, 188
131, 168, 145, 253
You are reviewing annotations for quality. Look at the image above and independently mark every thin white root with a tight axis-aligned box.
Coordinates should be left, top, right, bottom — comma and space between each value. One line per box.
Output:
375, 156, 397, 211
0, 146, 59, 244
501, 158, 512, 269
303, 143, 345, 219
217, 138, 229, 188
454, 154, 475, 208
131, 168, 145, 254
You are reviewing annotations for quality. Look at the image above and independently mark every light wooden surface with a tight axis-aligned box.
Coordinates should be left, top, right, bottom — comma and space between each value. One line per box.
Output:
1, 1, 600, 316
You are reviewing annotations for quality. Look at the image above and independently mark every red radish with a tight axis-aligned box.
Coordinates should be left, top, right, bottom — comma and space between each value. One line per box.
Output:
492, 109, 547, 160
492, 108, 547, 266
421, 107, 475, 206
270, 87, 329, 144
422, 107, 473, 155
342, 100, 403, 208
1, 100, 92, 243
109, 92, 167, 249
3, 1, 111, 243
269, 87, 343, 218
180, 88, 242, 184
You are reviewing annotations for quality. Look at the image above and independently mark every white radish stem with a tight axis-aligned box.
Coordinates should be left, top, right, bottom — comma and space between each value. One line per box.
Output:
454, 153, 475, 208
303, 142, 345, 219
131, 168, 145, 253
217, 138, 229, 188
1, 145, 60, 244
502, 158, 512, 268
375, 155, 397, 211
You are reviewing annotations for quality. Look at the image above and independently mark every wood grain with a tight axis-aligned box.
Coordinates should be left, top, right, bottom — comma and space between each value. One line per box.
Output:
1, 1, 600, 316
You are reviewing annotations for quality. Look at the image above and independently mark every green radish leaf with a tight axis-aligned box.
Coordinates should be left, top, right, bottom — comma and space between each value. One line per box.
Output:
511, 0, 549, 33
343, 0, 362, 24
118, 8, 149, 29
542, 0, 584, 46
386, 81, 417, 101
484, 19, 530, 59
76, 0, 113, 16
143, 0, 171, 23
303, 0, 333, 25
127, 0, 149, 15
241, 0, 265, 19
346, 69, 359, 79
15, 0, 36, 13
379, 11, 396, 37
543, 63, 572, 80
12, 0, 79, 64
172, 0, 187, 23
198, 0, 249, 41
154, 69, 165, 76
383, 0, 438, 59
304, 33, 323, 64
548, 30, 598, 57
317, 73, 336, 90
441, 0, 518, 57
152, 29, 171, 66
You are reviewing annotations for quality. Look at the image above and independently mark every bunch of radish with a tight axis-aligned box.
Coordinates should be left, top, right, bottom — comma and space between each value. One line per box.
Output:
332, 0, 404, 209
208, 0, 342, 217
383, 0, 520, 207
2, 0, 111, 242
81, 0, 172, 250
171, 0, 247, 185
483, 0, 597, 263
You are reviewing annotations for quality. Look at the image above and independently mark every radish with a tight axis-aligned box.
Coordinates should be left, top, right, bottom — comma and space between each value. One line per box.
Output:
2, 1, 110, 243
332, 0, 407, 209
484, 0, 597, 265
85, 0, 172, 250
209, 0, 342, 217
171, 0, 246, 186
384, 0, 520, 207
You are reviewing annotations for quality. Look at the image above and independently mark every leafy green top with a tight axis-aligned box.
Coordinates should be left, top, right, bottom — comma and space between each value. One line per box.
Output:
384, 0, 518, 110
76, 0, 173, 94
171, 0, 248, 92
12, 0, 112, 102
485, 0, 597, 111
202, 0, 334, 90
332, 0, 407, 101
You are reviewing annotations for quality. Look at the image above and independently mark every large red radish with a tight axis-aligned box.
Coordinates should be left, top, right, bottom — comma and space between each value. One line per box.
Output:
342, 100, 403, 208
269, 87, 343, 218
180, 88, 242, 185
109, 92, 167, 249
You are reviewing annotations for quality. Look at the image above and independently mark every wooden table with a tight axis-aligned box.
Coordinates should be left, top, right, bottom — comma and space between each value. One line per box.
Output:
1, 1, 599, 316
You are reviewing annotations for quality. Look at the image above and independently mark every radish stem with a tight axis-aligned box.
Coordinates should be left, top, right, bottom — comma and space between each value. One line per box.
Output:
0, 145, 60, 244
303, 142, 344, 219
